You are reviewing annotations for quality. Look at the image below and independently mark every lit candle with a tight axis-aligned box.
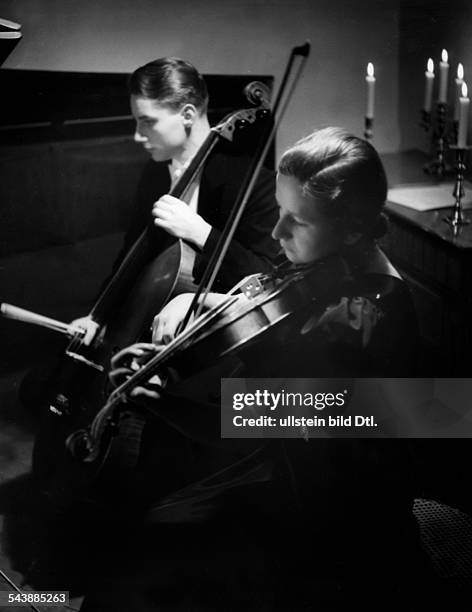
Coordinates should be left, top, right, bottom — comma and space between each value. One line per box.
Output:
365, 62, 375, 119
457, 82, 470, 148
438, 48, 449, 103
454, 63, 464, 121
424, 58, 435, 112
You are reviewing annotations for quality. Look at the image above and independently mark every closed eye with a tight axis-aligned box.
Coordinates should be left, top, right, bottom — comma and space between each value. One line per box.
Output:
138, 117, 156, 127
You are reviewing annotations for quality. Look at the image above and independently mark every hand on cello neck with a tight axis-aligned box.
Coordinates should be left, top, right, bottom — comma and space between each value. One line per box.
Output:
152, 195, 212, 248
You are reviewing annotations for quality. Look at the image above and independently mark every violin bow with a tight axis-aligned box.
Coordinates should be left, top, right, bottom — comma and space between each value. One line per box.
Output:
180, 41, 311, 330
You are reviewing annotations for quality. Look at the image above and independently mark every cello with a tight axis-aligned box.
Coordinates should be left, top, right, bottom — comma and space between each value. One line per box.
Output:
5, 43, 310, 498
11, 84, 273, 484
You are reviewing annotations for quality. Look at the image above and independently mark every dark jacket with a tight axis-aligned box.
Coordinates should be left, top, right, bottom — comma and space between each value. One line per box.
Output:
247, 246, 419, 378
119, 146, 280, 291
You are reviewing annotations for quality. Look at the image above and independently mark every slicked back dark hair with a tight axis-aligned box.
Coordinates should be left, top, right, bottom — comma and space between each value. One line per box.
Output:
279, 127, 388, 239
129, 57, 209, 114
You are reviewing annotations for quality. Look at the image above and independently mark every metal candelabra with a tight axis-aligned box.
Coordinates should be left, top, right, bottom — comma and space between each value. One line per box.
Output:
421, 101, 454, 179
444, 145, 471, 232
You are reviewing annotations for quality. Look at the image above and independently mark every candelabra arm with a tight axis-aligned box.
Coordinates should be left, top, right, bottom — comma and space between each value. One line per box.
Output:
423, 101, 454, 179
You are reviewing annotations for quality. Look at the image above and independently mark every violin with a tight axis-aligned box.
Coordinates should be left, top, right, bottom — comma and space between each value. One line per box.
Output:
68, 254, 346, 466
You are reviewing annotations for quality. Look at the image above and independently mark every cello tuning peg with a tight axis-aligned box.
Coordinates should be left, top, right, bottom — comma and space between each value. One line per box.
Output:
256, 108, 270, 119
235, 118, 248, 130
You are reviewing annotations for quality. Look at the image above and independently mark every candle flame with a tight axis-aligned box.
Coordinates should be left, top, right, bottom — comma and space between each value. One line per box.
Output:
462, 82, 468, 98
367, 62, 374, 77
458, 63, 464, 80
427, 58, 434, 73
441, 49, 448, 63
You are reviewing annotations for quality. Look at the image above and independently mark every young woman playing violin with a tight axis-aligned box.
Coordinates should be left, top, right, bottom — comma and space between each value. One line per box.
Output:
80, 128, 430, 610
142, 125, 418, 377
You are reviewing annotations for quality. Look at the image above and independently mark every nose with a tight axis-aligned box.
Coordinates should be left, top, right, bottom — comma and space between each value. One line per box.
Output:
134, 127, 147, 143
272, 215, 289, 241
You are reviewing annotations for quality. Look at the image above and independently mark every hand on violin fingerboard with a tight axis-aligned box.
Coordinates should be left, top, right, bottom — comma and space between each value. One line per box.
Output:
152, 195, 212, 248
109, 342, 163, 399
152, 293, 196, 345
152, 291, 231, 345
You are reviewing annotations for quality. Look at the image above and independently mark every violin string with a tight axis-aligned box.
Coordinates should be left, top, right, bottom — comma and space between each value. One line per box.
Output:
108, 270, 301, 406
86, 292, 250, 450
107, 294, 241, 403
87, 128, 221, 326
84, 269, 312, 453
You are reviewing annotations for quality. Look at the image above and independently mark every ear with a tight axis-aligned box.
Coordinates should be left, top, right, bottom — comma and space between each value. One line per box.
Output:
180, 104, 197, 126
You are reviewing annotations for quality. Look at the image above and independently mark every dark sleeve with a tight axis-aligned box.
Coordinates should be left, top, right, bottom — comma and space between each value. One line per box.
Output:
254, 277, 419, 378
313, 278, 419, 377
192, 162, 280, 291
111, 159, 170, 271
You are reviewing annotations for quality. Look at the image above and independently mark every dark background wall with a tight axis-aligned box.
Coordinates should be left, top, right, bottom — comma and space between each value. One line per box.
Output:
1, 0, 471, 372
2, 0, 401, 155
5, 1, 471, 156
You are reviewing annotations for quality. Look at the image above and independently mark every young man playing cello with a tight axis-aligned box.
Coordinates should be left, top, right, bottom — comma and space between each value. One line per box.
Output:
74, 57, 279, 344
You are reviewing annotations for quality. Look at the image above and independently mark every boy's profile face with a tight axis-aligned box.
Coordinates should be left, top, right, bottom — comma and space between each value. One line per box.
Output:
131, 95, 188, 162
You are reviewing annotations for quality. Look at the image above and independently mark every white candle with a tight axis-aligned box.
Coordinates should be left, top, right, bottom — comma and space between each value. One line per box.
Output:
424, 58, 435, 112
438, 48, 449, 103
365, 62, 375, 119
454, 63, 464, 121
457, 82, 470, 148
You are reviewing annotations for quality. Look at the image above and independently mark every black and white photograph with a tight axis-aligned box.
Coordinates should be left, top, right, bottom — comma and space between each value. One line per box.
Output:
0, 1, 471, 610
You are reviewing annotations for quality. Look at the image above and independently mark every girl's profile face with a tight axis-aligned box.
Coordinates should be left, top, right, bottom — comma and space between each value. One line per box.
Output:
273, 174, 345, 265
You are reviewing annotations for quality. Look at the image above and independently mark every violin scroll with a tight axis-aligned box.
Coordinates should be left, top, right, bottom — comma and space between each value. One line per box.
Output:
66, 396, 122, 463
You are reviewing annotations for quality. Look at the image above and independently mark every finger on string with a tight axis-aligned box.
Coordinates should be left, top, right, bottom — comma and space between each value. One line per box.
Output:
162, 330, 175, 345
154, 320, 177, 345
132, 342, 160, 353
108, 366, 133, 387
133, 344, 161, 366
111, 344, 149, 367
130, 386, 161, 400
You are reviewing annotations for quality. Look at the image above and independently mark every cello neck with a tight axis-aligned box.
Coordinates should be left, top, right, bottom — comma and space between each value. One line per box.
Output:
88, 129, 221, 326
